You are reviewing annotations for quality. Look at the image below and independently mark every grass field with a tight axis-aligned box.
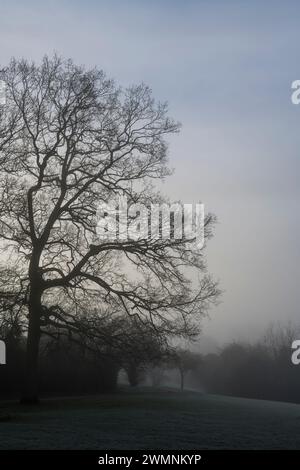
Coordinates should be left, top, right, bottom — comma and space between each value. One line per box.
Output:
0, 388, 300, 449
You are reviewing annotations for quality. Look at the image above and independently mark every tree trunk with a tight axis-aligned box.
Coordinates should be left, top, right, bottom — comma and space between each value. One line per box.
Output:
127, 364, 139, 387
21, 291, 42, 404
179, 367, 185, 392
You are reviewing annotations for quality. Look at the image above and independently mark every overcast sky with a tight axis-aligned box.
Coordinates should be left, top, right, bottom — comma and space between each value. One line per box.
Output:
1, 0, 300, 345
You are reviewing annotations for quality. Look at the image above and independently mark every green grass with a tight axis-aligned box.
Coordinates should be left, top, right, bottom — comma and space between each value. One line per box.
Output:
0, 388, 300, 449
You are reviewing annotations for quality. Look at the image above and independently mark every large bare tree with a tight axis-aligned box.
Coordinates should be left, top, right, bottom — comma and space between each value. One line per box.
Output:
0, 56, 219, 403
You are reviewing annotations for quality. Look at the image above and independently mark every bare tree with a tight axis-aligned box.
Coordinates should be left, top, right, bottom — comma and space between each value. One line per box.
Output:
263, 321, 299, 361
118, 319, 167, 387
0, 56, 219, 403
169, 348, 201, 391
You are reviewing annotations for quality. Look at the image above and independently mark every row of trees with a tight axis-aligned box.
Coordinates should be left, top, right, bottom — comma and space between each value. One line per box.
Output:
195, 324, 300, 403
119, 323, 300, 404
0, 55, 219, 402
143, 323, 300, 403
0, 308, 168, 396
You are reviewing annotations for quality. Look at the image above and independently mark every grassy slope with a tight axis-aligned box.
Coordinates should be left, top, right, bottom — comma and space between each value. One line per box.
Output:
0, 388, 300, 449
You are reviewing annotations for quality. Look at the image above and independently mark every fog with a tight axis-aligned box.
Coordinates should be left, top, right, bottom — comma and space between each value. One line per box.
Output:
1, 0, 300, 344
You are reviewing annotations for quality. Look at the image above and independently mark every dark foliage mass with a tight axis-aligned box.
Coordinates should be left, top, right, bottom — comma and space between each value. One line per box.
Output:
0, 312, 167, 397
0, 335, 119, 397
191, 324, 300, 404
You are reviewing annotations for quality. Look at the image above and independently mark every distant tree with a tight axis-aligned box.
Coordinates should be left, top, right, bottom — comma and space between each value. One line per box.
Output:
170, 348, 201, 391
147, 365, 167, 388
119, 321, 167, 387
0, 56, 219, 403
263, 321, 298, 361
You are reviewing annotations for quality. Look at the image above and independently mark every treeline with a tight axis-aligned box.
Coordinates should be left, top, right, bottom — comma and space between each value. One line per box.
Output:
0, 336, 119, 398
141, 323, 300, 404
188, 323, 300, 403
2, 319, 300, 404
0, 312, 166, 398
195, 344, 299, 403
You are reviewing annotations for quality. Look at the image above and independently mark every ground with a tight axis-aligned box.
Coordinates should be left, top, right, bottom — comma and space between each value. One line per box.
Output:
0, 388, 300, 449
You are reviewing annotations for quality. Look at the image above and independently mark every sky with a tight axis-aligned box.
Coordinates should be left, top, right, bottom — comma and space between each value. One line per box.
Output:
0, 0, 300, 345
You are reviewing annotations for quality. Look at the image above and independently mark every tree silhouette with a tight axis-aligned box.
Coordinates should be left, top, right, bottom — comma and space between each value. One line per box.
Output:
0, 56, 219, 403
